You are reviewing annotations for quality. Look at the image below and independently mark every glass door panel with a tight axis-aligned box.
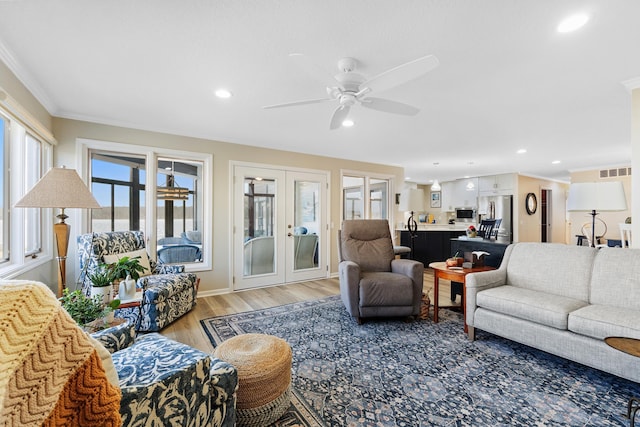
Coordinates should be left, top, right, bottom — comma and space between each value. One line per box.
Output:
292, 180, 320, 271
285, 171, 327, 283
243, 177, 276, 276
233, 166, 285, 290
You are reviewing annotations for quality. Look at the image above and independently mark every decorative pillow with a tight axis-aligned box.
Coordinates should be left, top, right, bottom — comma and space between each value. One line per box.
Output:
103, 248, 152, 277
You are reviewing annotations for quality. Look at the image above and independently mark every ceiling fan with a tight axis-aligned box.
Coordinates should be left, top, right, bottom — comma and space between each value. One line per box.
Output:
263, 54, 439, 130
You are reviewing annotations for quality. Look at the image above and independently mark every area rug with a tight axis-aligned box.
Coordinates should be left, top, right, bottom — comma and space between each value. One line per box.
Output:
201, 296, 640, 426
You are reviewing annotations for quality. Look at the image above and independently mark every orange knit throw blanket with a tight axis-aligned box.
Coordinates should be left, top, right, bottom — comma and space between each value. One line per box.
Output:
0, 281, 121, 426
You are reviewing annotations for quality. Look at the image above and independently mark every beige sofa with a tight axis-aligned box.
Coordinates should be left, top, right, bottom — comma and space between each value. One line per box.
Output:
466, 242, 640, 382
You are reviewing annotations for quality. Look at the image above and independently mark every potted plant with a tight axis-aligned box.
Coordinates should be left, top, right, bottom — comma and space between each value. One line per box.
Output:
60, 289, 121, 328
105, 256, 146, 298
88, 264, 112, 305
106, 256, 146, 282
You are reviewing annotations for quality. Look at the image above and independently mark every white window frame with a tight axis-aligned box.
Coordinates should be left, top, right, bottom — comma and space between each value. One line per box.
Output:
77, 138, 213, 273
340, 169, 395, 223
0, 104, 54, 279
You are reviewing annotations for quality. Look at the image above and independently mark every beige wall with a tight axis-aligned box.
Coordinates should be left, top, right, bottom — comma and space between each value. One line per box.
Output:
52, 117, 403, 294
0, 60, 52, 132
516, 176, 569, 243
567, 170, 632, 245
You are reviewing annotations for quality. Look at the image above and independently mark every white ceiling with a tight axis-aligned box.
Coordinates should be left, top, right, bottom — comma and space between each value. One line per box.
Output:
0, 0, 638, 184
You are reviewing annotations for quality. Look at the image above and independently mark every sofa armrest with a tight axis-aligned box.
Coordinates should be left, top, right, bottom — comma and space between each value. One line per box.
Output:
339, 261, 361, 318
210, 359, 239, 427
114, 333, 237, 426
91, 320, 136, 354
391, 259, 425, 313
391, 259, 424, 283
465, 269, 507, 328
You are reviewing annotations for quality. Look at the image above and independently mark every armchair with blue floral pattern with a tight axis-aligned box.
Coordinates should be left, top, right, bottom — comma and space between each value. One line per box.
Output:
78, 231, 198, 331
92, 321, 238, 427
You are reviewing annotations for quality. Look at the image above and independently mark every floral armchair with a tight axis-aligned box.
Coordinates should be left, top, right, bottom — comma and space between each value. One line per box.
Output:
92, 321, 237, 426
78, 230, 197, 331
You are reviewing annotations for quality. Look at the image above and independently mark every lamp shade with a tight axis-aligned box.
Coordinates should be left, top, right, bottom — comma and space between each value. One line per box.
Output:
566, 181, 627, 212
14, 167, 100, 209
400, 188, 424, 212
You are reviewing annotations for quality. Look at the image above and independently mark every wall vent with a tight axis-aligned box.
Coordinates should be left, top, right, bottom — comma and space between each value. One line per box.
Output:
599, 167, 631, 178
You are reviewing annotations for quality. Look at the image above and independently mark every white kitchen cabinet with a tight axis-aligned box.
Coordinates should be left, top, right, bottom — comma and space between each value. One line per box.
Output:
440, 181, 454, 211
441, 178, 478, 210
478, 173, 515, 196
453, 178, 478, 207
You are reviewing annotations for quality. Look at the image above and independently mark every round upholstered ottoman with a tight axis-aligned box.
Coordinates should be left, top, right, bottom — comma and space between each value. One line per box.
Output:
214, 333, 292, 427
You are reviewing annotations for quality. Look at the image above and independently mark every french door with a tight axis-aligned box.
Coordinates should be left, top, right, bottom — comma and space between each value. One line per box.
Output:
233, 165, 328, 290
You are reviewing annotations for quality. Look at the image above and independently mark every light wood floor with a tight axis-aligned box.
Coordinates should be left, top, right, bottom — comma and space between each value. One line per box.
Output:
159, 269, 461, 354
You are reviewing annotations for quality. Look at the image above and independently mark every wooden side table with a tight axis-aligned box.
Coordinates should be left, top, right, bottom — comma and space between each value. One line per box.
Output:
119, 291, 144, 332
428, 261, 495, 333
605, 337, 640, 426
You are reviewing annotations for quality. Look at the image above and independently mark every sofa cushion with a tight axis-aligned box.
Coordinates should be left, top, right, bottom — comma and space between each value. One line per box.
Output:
568, 304, 640, 340
359, 272, 414, 307
589, 248, 640, 310
476, 285, 588, 330
504, 243, 596, 302
341, 220, 394, 272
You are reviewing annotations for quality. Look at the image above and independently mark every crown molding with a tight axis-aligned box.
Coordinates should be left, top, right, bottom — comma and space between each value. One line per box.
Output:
0, 39, 57, 114
622, 76, 640, 92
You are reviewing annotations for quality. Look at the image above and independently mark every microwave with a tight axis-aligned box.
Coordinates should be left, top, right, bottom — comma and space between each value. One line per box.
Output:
455, 208, 476, 222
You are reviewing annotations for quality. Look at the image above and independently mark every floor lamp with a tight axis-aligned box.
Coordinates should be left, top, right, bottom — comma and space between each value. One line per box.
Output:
14, 167, 100, 297
401, 188, 424, 259
567, 181, 627, 248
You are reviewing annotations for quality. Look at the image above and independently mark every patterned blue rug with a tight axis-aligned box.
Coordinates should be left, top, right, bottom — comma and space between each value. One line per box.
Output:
201, 295, 640, 426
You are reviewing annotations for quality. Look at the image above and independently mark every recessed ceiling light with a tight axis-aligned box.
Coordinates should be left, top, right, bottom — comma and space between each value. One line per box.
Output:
517, 149, 527, 154
405, 177, 411, 181
215, 88, 233, 99
342, 119, 354, 127
552, 160, 561, 164
557, 13, 589, 33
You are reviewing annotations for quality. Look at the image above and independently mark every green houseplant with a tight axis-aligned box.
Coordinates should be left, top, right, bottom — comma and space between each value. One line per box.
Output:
88, 264, 112, 287
106, 256, 146, 282
60, 289, 120, 327
105, 256, 146, 299
88, 264, 112, 304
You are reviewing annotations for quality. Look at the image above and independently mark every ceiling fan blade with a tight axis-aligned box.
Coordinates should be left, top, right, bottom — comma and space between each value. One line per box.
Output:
263, 97, 332, 109
361, 54, 439, 94
330, 105, 351, 130
360, 97, 420, 116
289, 53, 340, 86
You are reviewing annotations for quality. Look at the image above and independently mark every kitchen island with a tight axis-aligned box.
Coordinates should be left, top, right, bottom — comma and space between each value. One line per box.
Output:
450, 237, 510, 268
399, 225, 468, 266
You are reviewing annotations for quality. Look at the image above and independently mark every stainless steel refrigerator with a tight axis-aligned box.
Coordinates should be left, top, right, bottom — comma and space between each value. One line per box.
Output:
477, 195, 513, 243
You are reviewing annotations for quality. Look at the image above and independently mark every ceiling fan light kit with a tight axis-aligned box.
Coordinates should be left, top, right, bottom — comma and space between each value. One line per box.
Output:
263, 54, 439, 129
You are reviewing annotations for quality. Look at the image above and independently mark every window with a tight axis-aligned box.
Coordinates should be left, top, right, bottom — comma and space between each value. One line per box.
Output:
23, 133, 43, 256
80, 139, 211, 271
342, 173, 392, 221
0, 115, 7, 264
156, 158, 202, 241
90, 153, 146, 232
0, 106, 53, 278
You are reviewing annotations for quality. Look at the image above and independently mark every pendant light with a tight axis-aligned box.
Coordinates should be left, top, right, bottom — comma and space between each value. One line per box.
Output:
157, 161, 189, 201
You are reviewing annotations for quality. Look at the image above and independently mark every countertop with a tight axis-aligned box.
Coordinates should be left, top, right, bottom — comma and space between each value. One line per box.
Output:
396, 224, 470, 232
